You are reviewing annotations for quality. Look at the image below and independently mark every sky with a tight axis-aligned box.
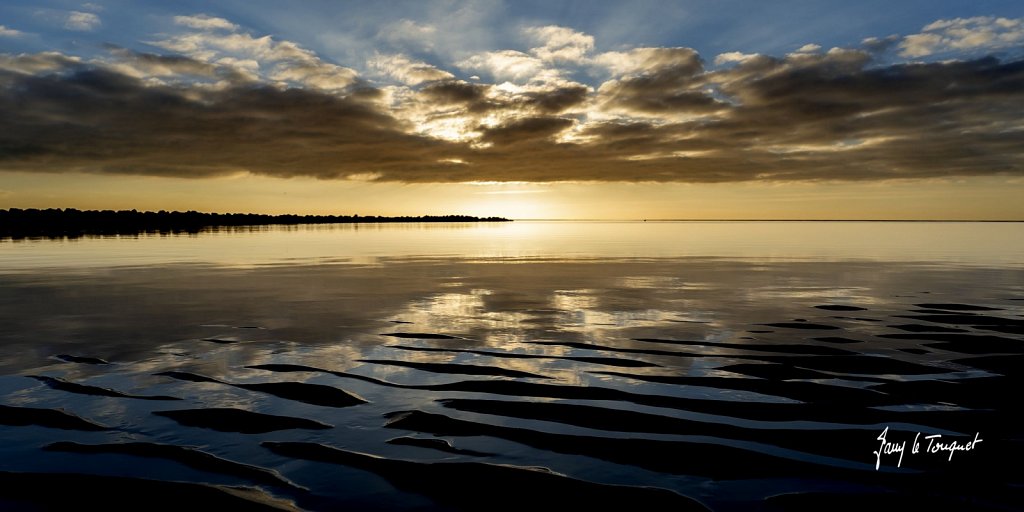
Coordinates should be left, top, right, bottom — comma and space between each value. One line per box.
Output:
1, 0, 1023, 219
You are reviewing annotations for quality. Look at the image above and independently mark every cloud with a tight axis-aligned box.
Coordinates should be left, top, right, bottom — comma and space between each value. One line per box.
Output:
419, 79, 490, 106
594, 47, 702, 76
457, 50, 544, 82
0, 59, 459, 180
0, 52, 82, 75
378, 19, 438, 50
861, 35, 900, 55
525, 25, 594, 63
479, 116, 574, 146
102, 46, 248, 83
65, 11, 101, 31
714, 51, 759, 66
595, 47, 721, 116
387, 76, 590, 147
173, 14, 240, 32
1, 17, 1023, 185
514, 84, 590, 114
267, 58, 358, 91
794, 43, 822, 53
900, 16, 1024, 58
153, 21, 359, 91
368, 54, 454, 85
0, 25, 24, 38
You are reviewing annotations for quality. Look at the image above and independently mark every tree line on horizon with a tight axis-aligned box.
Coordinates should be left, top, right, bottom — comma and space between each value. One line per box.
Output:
0, 208, 511, 239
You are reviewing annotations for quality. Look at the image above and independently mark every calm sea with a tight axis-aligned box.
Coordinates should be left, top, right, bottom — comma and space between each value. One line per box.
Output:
1, 221, 1022, 510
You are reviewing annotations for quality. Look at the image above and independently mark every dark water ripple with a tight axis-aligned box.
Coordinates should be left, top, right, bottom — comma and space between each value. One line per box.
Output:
2, 284, 1022, 510
43, 441, 304, 491
263, 441, 709, 510
154, 371, 367, 408
152, 408, 333, 433
0, 471, 299, 510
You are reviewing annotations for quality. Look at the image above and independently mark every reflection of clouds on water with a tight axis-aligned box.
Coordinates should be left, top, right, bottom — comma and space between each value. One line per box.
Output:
1, 253, 1022, 509
1, 382, 46, 406
615, 275, 706, 290
392, 288, 537, 346
554, 289, 674, 325
6, 256, 1020, 379
352, 359, 421, 384
552, 289, 600, 312
412, 290, 490, 321
745, 286, 872, 302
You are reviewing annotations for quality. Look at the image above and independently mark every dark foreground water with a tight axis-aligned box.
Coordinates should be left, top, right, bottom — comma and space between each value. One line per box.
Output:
1, 222, 1022, 510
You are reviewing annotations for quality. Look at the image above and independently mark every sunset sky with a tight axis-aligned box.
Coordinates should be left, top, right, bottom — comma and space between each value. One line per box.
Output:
1, 0, 1022, 219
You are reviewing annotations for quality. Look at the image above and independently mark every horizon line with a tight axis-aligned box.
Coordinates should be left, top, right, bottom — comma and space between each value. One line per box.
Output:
513, 218, 1024, 222
4, 208, 1022, 223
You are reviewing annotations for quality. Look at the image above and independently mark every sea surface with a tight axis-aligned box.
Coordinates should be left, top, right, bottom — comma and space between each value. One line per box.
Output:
1, 221, 1023, 510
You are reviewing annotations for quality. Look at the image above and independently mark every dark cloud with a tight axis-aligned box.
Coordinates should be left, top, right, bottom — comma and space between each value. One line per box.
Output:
598, 47, 719, 114
1, 49, 1022, 183
516, 84, 589, 113
419, 79, 493, 112
619, 47, 704, 75
0, 52, 83, 76
479, 116, 574, 146
602, 87, 725, 114
861, 35, 901, 55
104, 46, 249, 82
578, 51, 1024, 182
0, 63, 464, 179
418, 80, 587, 115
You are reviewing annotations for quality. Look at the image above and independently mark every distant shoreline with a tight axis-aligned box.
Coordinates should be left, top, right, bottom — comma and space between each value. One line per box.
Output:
0, 208, 511, 239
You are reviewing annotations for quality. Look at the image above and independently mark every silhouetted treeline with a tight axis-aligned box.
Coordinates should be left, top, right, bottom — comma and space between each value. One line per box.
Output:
0, 208, 511, 239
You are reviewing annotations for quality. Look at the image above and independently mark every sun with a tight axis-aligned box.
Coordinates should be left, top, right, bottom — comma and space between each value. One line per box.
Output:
460, 184, 557, 219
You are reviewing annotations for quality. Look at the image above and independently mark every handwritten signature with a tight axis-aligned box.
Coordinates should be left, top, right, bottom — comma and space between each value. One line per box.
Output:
873, 426, 983, 470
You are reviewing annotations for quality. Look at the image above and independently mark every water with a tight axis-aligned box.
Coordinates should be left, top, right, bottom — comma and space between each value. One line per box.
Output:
3, 221, 1024, 269
1, 221, 1022, 510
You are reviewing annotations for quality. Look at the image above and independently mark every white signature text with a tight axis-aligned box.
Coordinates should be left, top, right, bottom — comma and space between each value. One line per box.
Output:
873, 427, 982, 470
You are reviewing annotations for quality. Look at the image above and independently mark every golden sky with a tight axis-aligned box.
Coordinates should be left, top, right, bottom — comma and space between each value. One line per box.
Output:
4, 171, 1022, 220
